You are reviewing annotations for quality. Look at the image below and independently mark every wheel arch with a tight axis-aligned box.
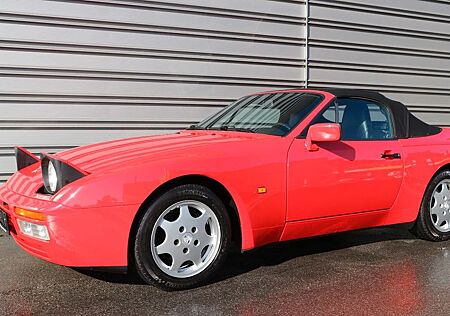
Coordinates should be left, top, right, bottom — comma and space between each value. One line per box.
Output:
410, 162, 450, 240
422, 163, 450, 194
433, 163, 450, 176
414, 162, 450, 217
127, 174, 247, 267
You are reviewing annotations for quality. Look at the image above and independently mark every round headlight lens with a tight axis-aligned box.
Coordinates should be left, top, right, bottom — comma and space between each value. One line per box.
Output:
47, 161, 58, 192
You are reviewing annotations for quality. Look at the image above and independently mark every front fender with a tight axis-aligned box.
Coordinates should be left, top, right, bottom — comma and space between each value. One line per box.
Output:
54, 152, 287, 251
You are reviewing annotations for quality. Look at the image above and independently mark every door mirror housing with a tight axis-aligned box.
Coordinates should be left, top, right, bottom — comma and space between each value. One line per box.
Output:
305, 123, 341, 151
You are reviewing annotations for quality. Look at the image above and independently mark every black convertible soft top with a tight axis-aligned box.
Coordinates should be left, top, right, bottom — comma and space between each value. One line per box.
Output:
322, 88, 441, 139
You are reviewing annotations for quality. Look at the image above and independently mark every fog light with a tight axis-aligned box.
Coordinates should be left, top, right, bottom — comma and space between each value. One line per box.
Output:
17, 219, 50, 241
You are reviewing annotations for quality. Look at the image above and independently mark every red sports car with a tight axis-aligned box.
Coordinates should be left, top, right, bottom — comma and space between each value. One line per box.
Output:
1, 89, 449, 290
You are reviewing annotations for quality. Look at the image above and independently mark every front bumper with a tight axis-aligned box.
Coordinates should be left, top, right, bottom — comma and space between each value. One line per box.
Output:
0, 185, 139, 267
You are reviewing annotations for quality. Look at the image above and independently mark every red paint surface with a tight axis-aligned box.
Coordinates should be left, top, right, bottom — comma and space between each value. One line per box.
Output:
1, 89, 449, 268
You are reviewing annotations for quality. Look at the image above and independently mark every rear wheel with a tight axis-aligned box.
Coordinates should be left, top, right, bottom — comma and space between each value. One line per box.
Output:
134, 184, 231, 290
411, 170, 450, 241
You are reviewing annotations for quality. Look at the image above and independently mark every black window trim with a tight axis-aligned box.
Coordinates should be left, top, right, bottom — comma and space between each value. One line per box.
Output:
297, 97, 337, 139
282, 92, 325, 137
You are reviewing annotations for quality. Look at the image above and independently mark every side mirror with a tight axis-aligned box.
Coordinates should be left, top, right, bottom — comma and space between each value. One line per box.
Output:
305, 123, 341, 151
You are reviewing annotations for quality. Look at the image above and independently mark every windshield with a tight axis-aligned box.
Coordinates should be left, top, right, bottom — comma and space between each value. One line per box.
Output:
193, 92, 323, 136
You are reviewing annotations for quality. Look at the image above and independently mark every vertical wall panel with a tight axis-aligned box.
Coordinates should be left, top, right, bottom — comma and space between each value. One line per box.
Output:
0, 0, 307, 182
307, 0, 450, 127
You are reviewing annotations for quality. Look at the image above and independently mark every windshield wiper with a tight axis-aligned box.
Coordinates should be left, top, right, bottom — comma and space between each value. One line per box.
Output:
217, 125, 255, 133
190, 124, 255, 133
187, 124, 206, 130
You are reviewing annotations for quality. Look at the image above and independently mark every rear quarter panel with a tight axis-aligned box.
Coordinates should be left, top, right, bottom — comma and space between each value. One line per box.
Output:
389, 129, 450, 223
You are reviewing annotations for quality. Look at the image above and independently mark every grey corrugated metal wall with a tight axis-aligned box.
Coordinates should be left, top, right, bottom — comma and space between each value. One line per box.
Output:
307, 0, 450, 126
0, 0, 449, 184
0, 0, 307, 183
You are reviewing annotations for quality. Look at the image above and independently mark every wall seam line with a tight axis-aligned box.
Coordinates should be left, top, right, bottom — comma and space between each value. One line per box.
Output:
305, 0, 309, 88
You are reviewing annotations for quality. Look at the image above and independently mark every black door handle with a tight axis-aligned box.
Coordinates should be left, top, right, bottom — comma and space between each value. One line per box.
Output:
381, 152, 401, 159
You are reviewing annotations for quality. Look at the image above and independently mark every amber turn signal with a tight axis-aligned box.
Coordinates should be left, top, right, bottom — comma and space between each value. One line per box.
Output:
14, 208, 46, 221
257, 186, 267, 194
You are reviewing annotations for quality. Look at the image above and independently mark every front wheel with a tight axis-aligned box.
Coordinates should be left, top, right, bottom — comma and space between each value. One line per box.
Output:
133, 184, 231, 290
411, 170, 450, 241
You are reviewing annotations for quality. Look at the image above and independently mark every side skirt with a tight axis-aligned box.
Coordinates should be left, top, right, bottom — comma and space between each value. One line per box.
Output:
280, 209, 402, 242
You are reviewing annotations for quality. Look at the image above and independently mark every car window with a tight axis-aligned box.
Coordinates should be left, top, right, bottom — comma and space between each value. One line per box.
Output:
314, 102, 337, 124
231, 107, 280, 127
299, 101, 337, 137
196, 92, 323, 136
338, 98, 394, 140
300, 98, 394, 140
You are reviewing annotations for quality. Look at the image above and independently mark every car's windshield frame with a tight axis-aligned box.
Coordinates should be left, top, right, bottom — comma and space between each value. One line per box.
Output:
191, 92, 324, 137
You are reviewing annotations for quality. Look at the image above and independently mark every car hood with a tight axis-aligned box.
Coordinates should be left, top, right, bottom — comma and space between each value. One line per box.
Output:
55, 130, 268, 174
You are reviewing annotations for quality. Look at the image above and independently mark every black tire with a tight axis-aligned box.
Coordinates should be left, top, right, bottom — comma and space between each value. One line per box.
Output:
411, 170, 450, 241
134, 184, 231, 290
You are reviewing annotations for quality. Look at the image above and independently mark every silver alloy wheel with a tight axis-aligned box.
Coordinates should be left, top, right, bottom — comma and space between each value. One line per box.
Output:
430, 180, 450, 233
150, 200, 221, 278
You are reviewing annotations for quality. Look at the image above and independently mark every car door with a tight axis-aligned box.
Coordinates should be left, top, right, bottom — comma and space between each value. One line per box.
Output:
286, 97, 404, 221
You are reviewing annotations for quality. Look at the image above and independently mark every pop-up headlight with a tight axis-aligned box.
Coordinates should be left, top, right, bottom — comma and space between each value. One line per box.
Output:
15, 146, 40, 171
41, 155, 88, 194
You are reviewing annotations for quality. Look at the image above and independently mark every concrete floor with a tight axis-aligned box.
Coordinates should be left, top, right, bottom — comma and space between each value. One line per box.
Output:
1, 227, 450, 316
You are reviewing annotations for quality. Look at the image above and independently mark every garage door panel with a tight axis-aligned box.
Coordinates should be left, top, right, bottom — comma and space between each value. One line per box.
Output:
157, 0, 306, 18
348, 0, 450, 17
0, 77, 302, 99
2, 0, 303, 39
0, 51, 302, 81
1, 130, 176, 148
310, 26, 450, 53
0, 157, 18, 175
414, 112, 450, 127
310, 5, 449, 35
309, 68, 450, 91
378, 92, 450, 109
309, 47, 450, 72
0, 103, 219, 122
0, 23, 305, 62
